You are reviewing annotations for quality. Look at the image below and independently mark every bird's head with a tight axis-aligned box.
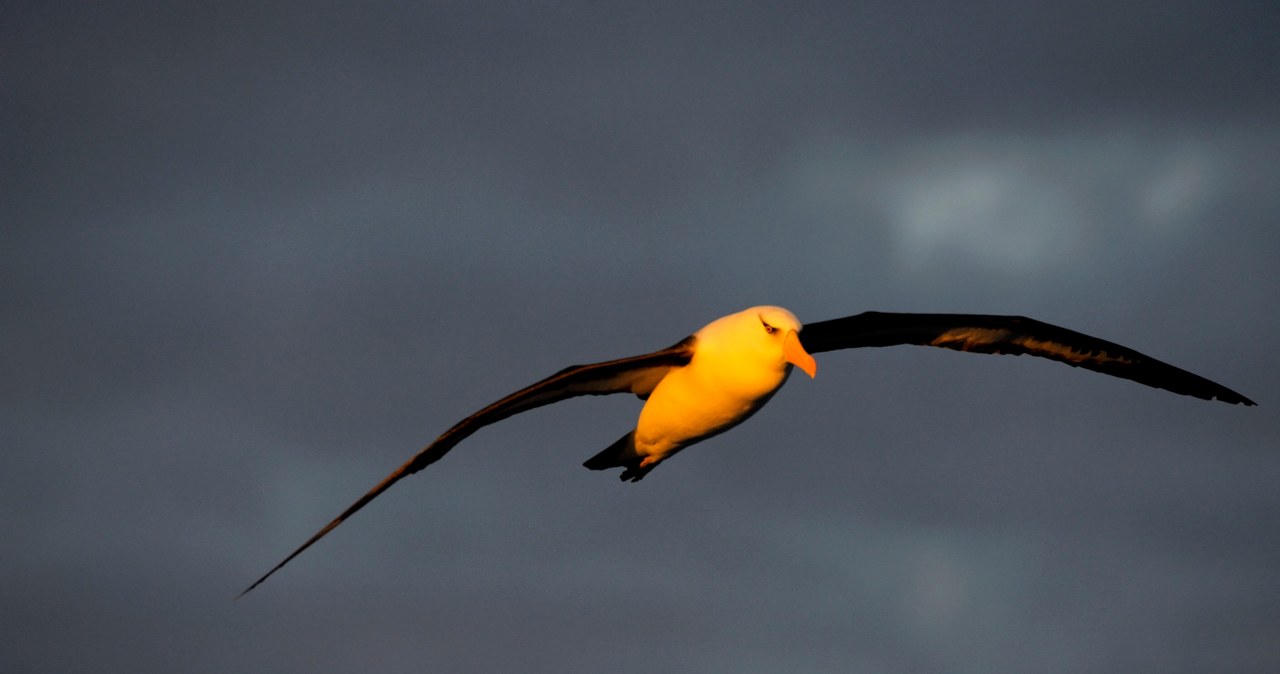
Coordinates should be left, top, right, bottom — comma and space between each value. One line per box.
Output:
698, 306, 817, 379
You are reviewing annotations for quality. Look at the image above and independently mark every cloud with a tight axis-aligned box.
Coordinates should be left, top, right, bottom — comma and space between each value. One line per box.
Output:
785, 128, 1246, 280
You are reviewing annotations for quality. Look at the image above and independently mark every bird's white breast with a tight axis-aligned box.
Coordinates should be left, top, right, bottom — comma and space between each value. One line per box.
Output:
632, 312, 796, 459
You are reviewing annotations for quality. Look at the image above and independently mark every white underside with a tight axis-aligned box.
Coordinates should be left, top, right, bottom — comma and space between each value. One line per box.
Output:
630, 307, 801, 465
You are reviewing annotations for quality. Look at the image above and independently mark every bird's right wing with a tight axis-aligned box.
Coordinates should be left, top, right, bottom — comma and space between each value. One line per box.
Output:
238, 336, 696, 598
799, 311, 1254, 405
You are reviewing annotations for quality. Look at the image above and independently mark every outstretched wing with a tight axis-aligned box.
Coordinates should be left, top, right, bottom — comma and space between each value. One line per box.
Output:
799, 312, 1254, 406
238, 336, 696, 598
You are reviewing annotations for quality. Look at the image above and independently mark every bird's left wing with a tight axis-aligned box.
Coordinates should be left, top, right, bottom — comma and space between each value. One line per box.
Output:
799, 312, 1254, 405
238, 336, 696, 598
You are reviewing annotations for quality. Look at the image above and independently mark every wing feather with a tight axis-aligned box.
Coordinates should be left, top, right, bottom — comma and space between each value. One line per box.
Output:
237, 336, 696, 598
799, 312, 1254, 406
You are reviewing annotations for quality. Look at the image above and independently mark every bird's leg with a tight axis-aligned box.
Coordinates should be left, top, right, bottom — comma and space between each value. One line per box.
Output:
619, 456, 663, 482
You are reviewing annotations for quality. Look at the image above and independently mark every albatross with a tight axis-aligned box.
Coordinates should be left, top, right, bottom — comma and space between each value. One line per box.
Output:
239, 307, 1253, 597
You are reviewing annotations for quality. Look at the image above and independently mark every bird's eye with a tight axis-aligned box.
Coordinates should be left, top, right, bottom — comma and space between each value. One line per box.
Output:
762, 322, 777, 334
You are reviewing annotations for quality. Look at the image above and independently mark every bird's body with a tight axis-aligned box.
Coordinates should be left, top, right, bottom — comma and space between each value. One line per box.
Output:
239, 306, 1253, 598
587, 307, 813, 480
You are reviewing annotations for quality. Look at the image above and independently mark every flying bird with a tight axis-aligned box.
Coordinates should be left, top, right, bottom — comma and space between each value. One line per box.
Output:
239, 307, 1253, 597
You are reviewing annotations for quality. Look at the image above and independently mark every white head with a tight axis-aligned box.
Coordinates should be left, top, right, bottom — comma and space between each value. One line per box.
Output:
695, 306, 817, 378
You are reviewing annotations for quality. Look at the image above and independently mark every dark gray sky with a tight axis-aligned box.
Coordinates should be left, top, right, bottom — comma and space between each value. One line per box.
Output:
5, 2, 1279, 672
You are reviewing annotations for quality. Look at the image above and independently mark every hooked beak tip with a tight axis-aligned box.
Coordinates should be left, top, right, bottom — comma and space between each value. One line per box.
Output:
784, 330, 817, 378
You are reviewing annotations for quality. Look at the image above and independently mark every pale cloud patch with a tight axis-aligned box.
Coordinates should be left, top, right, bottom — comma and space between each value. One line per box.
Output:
1136, 141, 1223, 229
785, 129, 1231, 276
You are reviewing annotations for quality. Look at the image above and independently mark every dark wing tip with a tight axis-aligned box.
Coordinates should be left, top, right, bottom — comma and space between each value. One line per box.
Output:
1211, 389, 1257, 406
234, 504, 363, 600
235, 454, 423, 600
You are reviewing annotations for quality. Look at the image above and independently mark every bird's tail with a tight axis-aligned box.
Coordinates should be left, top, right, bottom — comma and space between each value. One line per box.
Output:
583, 431, 654, 482
583, 431, 637, 470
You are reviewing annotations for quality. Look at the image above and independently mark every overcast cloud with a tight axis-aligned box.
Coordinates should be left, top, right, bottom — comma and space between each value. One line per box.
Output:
4, 2, 1279, 672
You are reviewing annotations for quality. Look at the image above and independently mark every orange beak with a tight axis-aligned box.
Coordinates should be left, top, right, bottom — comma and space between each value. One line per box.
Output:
783, 329, 817, 378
